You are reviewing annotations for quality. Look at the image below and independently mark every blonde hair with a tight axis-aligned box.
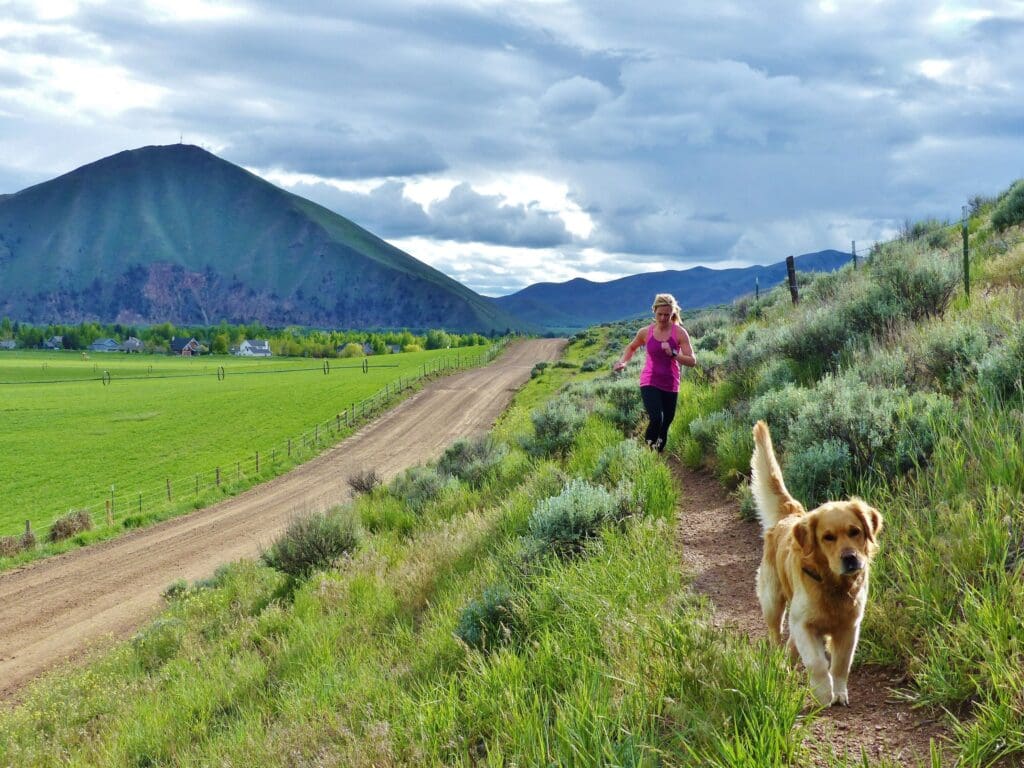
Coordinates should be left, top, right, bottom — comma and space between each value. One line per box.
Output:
651, 293, 681, 323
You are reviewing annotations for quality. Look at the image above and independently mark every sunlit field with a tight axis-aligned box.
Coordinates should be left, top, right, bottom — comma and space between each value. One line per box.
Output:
0, 346, 490, 541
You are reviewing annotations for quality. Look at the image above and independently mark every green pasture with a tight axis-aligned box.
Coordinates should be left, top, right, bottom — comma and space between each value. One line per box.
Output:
0, 346, 491, 541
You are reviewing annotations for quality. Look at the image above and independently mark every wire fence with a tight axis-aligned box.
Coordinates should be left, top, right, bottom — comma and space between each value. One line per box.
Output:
1, 341, 507, 551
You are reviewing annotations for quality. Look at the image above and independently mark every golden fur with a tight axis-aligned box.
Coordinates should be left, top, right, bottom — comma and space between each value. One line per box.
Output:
750, 420, 883, 706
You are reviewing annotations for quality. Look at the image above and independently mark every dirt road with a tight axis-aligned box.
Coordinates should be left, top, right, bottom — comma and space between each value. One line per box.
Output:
0, 339, 566, 698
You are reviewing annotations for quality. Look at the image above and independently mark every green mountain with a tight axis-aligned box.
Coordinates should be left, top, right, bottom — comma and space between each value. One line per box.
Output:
0, 145, 521, 333
492, 250, 852, 330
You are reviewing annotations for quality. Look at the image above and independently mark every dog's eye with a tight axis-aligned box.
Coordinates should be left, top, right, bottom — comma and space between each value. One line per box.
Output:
849, 528, 861, 538
823, 533, 837, 542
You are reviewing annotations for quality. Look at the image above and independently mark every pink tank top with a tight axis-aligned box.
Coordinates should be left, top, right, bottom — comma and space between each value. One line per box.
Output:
639, 323, 681, 392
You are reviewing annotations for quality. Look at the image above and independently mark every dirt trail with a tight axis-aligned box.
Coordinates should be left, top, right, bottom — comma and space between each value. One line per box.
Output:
671, 458, 951, 766
0, 339, 566, 699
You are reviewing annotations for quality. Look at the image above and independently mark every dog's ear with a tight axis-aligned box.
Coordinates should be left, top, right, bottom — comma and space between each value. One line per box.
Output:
854, 503, 883, 543
793, 515, 817, 557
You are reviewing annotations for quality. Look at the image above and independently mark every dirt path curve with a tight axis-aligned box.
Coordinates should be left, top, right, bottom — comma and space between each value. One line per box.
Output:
0, 339, 566, 700
671, 458, 951, 766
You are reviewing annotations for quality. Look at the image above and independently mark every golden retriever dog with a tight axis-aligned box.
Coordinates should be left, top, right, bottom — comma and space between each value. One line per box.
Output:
750, 420, 883, 706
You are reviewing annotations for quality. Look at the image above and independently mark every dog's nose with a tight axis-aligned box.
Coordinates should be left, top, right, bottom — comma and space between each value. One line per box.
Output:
841, 551, 862, 573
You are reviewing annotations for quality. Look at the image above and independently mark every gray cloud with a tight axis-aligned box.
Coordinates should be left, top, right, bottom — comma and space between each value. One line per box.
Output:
2, 0, 1023, 293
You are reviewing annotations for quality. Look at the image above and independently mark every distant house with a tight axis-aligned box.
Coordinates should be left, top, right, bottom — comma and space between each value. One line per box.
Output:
121, 336, 144, 353
362, 342, 374, 355
89, 338, 120, 352
0, 339, 16, 350
169, 336, 200, 356
42, 335, 63, 350
236, 339, 271, 357
388, 344, 402, 354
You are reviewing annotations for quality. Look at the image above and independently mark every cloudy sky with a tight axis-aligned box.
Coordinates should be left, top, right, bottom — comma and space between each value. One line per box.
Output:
2, 1, 1023, 296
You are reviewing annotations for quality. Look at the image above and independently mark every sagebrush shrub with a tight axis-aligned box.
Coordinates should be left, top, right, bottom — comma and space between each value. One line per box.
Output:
978, 325, 1024, 398
0, 536, 20, 557
782, 438, 853, 508
47, 509, 93, 543
347, 468, 382, 496
437, 435, 508, 487
748, 384, 808, 444
992, 180, 1024, 232
570, 377, 643, 432
525, 397, 586, 457
714, 421, 755, 487
261, 508, 360, 579
389, 466, 451, 511
920, 319, 990, 393
785, 373, 951, 480
580, 356, 603, 372
688, 409, 732, 452
871, 247, 960, 322
523, 479, 616, 559
455, 585, 520, 652
724, 325, 780, 379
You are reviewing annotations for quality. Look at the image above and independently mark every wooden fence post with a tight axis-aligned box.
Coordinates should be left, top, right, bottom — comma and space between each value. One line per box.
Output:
166, 478, 172, 501
256, 451, 260, 473
216, 466, 221, 486
962, 205, 971, 300
786, 255, 799, 304
106, 500, 112, 526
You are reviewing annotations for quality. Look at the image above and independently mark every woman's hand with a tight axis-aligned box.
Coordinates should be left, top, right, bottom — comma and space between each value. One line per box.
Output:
661, 341, 673, 356
613, 360, 626, 372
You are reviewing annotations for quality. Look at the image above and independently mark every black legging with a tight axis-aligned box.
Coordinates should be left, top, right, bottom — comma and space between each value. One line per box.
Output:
640, 385, 677, 451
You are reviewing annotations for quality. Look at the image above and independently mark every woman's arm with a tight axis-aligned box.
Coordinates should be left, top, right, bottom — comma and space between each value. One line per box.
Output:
613, 328, 647, 371
674, 326, 697, 368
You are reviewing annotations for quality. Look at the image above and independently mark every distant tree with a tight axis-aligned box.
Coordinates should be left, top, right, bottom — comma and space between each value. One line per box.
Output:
338, 342, 364, 358
211, 333, 229, 354
424, 329, 451, 350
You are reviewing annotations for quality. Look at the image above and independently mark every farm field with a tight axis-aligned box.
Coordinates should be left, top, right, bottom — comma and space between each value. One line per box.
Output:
0, 346, 492, 541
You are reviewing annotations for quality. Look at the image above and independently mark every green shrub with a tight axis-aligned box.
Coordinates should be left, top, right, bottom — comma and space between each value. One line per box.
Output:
694, 327, 727, 351
523, 479, 616, 559
724, 325, 780, 380
748, 384, 808, 444
389, 465, 451, 511
752, 358, 797, 395
132, 617, 186, 672
261, 508, 361, 579
978, 326, 1024, 398
855, 346, 916, 388
992, 180, 1024, 232
437, 435, 508, 488
735, 482, 757, 522
580, 356, 603, 372
785, 374, 951, 480
0, 536, 22, 557
872, 247, 960, 322
921, 319, 990, 393
688, 409, 732, 453
782, 438, 853, 507
525, 397, 586, 457
570, 377, 643, 432
455, 584, 520, 652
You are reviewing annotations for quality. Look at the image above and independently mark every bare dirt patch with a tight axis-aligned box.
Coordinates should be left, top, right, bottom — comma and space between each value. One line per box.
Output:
0, 339, 566, 700
670, 457, 951, 766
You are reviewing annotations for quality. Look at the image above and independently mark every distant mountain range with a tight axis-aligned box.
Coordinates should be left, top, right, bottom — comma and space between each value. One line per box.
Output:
492, 250, 852, 330
0, 145, 519, 333
0, 144, 851, 334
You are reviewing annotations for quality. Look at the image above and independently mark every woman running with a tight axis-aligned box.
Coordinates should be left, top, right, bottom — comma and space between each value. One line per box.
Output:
612, 293, 696, 452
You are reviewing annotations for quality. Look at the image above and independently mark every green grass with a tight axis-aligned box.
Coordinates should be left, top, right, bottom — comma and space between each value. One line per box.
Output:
0, 346, 492, 546
0, 336, 846, 767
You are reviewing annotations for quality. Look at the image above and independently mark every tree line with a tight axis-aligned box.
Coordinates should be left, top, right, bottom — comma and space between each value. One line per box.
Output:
0, 318, 498, 356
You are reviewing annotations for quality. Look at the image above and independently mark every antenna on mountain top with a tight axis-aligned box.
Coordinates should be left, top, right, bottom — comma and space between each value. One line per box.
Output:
179, 133, 183, 144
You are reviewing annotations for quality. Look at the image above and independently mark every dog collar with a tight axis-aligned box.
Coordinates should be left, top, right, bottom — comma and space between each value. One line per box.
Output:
801, 566, 823, 583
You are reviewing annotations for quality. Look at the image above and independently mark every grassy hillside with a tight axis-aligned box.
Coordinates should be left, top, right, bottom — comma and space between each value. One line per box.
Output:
0, 145, 522, 332
664, 182, 1024, 765
0, 345, 494, 565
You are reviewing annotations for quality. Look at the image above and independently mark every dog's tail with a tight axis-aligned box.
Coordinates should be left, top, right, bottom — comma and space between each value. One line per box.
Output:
750, 420, 804, 533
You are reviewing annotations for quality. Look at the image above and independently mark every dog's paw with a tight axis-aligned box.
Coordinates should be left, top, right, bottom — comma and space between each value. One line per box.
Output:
812, 680, 834, 706
832, 690, 850, 707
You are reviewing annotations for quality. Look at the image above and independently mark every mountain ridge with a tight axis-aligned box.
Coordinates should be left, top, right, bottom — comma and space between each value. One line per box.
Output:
493, 249, 852, 329
0, 145, 520, 333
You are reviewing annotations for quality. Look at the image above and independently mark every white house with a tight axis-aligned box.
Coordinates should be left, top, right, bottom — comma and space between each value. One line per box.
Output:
236, 339, 272, 357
